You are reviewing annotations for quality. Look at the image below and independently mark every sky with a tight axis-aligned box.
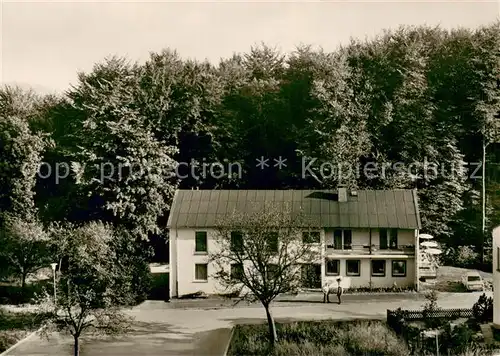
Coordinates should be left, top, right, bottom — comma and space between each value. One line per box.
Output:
0, 0, 499, 94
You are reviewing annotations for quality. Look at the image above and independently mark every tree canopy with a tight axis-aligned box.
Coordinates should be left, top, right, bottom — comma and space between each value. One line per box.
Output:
1, 21, 498, 265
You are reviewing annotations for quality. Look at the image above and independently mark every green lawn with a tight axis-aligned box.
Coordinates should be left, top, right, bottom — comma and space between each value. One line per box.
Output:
0, 307, 51, 353
227, 319, 410, 356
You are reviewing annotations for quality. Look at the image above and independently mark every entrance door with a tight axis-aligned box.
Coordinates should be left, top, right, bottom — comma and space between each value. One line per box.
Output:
301, 264, 321, 288
149, 272, 170, 301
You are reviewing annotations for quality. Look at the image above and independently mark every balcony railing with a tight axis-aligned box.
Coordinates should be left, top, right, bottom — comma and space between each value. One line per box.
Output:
325, 244, 415, 255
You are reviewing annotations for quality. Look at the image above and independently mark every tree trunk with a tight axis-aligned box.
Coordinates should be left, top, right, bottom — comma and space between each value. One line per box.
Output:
74, 335, 79, 356
264, 304, 278, 345
481, 141, 487, 264
20, 271, 27, 301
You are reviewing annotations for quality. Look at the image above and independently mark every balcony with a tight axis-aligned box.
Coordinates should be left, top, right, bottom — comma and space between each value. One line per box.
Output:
325, 244, 415, 256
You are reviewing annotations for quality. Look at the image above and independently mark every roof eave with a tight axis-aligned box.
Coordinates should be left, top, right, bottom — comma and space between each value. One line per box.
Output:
166, 189, 180, 229
412, 189, 422, 230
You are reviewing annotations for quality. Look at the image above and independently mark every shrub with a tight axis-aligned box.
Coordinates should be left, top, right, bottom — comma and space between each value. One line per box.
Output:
472, 293, 493, 323
344, 286, 416, 294
422, 290, 443, 328
0, 281, 49, 305
455, 246, 480, 268
440, 322, 477, 355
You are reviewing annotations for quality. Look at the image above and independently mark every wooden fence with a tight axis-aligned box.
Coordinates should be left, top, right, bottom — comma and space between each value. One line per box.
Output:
387, 308, 474, 323
386, 308, 474, 354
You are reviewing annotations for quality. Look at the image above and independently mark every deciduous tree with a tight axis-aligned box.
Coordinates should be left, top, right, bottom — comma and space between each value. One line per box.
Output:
210, 203, 318, 345
0, 214, 51, 292
38, 222, 139, 356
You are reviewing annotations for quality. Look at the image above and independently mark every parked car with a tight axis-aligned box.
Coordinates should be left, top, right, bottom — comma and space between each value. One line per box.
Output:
461, 271, 485, 291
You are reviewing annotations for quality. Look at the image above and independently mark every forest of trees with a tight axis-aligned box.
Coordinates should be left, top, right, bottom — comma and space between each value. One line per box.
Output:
1, 23, 499, 268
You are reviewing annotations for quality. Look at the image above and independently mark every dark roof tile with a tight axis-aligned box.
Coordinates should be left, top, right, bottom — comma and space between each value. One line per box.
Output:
166, 189, 422, 229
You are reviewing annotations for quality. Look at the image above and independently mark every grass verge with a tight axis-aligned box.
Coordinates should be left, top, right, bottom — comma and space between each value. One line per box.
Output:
227, 319, 409, 356
0, 307, 51, 353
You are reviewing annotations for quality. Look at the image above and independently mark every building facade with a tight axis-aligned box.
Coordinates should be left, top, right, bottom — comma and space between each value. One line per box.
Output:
493, 225, 500, 329
167, 188, 422, 297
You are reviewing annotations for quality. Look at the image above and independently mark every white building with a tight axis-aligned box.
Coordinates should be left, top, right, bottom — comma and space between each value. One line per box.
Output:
493, 225, 500, 329
167, 188, 422, 298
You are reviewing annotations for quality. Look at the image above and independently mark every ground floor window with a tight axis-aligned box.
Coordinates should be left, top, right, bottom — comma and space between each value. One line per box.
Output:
371, 260, 386, 277
301, 264, 321, 288
325, 259, 340, 276
392, 260, 407, 277
231, 263, 243, 280
195, 263, 208, 281
346, 260, 360, 276
266, 264, 279, 280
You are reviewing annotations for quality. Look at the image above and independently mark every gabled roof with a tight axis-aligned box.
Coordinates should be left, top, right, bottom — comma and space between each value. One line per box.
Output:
166, 189, 421, 229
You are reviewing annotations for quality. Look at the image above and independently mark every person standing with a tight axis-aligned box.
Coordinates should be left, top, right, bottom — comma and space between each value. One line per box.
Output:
336, 277, 343, 304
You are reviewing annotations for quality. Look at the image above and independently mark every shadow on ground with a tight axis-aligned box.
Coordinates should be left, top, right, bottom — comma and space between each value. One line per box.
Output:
275, 293, 425, 303
6, 320, 223, 356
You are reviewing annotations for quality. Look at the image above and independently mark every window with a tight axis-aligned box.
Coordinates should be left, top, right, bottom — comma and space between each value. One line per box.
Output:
231, 231, 243, 252
371, 260, 386, 277
195, 231, 207, 253
266, 232, 279, 253
303, 231, 320, 244
301, 264, 322, 288
379, 229, 388, 250
333, 229, 342, 249
392, 260, 407, 277
195, 263, 208, 281
332, 229, 351, 249
231, 264, 244, 280
266, 264, 279, 280
343, 230, 352, 250
389, 229, 398, 249
325, 259, 340, 276
346, 260, 360, 276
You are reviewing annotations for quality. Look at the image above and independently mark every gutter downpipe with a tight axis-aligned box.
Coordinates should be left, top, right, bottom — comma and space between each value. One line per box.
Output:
175, 229, 179, 298
369, 228, 372, 290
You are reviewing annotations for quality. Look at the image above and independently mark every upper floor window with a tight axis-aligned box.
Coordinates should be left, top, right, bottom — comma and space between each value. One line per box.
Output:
303, 231, 320, 244
265, 231, 279, 253
389, 229, 398, 249
231, 231, 244, 252
379, 229, 388, 250
195, 231, 207, 253
343, 230, 352, 249
331, 229, 352, 250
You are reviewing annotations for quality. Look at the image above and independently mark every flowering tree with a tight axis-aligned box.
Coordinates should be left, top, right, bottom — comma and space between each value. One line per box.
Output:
210, 202, 318, 345
38, 222, 142, 356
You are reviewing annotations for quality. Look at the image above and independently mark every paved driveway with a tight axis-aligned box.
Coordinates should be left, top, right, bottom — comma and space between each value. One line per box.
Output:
4, 292, 491, 356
